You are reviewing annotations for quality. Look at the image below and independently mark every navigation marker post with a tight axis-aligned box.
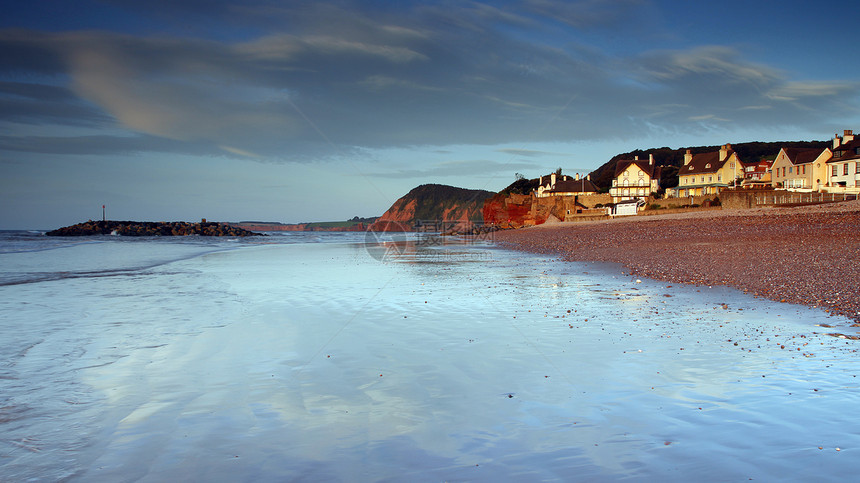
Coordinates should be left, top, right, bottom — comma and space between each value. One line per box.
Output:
102, 205, 105, 222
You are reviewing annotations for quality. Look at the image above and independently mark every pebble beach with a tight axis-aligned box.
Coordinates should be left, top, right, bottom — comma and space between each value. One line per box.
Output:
495, 199, 860, 324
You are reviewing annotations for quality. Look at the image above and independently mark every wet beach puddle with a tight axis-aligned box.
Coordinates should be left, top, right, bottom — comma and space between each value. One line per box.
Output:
2, 236, 859, 481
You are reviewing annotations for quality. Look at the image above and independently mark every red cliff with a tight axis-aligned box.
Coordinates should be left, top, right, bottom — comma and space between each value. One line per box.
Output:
369, 184, 495, 232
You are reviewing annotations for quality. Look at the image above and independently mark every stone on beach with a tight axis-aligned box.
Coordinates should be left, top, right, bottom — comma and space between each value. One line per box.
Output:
494, 200, 860, 324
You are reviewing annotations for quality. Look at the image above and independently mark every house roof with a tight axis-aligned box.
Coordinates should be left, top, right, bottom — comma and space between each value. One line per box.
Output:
547, 178, 597, 193
829, 139, 860, 162
744, 159, 772, 170
682, 150, 733, 175
614, 158, 658, 178
782, 147, 827, 165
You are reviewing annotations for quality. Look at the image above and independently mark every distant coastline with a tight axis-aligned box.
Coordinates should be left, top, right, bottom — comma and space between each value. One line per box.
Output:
230, 216, 378, 232
46, 220, 263, 237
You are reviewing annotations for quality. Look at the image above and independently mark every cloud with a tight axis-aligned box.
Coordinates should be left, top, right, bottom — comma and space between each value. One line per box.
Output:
365, 159, 538, 179
524, 0, 649, 29
629, 45, 860, 129
495, 148, 569, 157
0, 133, 221, 156
0, 80, 112, 126
1, 3, 859, 164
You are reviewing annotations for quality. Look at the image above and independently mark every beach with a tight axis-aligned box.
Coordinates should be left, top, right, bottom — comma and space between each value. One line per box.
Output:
4, 230, 860, 480
495, 200, 860, 325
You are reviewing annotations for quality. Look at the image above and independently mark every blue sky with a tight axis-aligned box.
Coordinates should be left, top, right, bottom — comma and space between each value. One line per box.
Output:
1, 0, 858, 229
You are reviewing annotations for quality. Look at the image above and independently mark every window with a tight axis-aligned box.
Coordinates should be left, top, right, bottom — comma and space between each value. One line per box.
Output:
844, 164, 849, 176
730, 163, 735, 169
782, 167, 786, 177
802, 165, 806, 175
708, 176, 713, 182
705, 163, 711, 169
856, 163, 860, 174
612, 180, 617, 186
832, 166, 838, 176
718, 174, 722, 182
701, 176, 705, 183
788, 166, 793, 174
623, 179, 629, 187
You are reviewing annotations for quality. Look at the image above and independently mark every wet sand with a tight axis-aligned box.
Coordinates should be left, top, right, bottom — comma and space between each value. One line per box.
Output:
495, 199, 860, 324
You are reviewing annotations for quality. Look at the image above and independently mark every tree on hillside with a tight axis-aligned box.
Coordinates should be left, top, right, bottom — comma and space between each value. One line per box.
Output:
587, 140, 829, 192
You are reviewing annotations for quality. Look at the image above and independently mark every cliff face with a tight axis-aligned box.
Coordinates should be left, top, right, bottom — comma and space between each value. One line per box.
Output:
482, 192, 535, 226
369, 184, 494, 232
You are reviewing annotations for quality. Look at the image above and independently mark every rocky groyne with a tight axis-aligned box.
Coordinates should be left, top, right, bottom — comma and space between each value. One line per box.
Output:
46, 220, 263, 237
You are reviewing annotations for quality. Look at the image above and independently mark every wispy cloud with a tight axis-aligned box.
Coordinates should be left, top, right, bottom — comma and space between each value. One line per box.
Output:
495, 148, 569, 157
366, 159, 537, 179
1, 2, 858, 164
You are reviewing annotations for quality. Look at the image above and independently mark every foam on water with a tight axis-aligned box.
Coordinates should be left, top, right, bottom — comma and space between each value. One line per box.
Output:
1, 232, 858, 481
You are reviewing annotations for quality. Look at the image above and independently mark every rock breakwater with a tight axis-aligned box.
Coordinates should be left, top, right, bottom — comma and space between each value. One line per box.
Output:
46, 220, 263, 237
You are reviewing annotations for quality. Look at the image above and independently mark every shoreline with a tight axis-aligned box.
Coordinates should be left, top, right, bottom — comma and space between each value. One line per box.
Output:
493, 200, 860, 325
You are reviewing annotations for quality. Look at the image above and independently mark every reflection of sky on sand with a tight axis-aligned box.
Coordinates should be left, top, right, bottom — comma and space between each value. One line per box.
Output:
5, 235, 860, 480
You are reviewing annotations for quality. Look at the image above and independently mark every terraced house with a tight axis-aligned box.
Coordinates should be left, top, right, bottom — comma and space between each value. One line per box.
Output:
770, 147, 831, 191
826, 129, 860, 192
609, 154, 661, 203
676, 144, 744, 197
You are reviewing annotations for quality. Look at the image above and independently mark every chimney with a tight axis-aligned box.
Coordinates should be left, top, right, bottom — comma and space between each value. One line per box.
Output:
575, 173, 580, 181
551, 173, 556, 186
564, 175, 568, 181
649, 154, 654, 165
845, 130, 855, 144
684, 149, 692, 165
539, 175, 542, 185
634, 155, 639, 161
586, 174, 591, 181
719, 144, 727, 161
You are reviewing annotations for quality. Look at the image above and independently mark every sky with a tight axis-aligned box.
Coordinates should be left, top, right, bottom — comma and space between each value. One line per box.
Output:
1, 0, 859, 229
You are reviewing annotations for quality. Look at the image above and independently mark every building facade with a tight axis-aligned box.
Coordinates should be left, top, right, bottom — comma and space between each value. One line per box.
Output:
609, 154, 661, 203
676, 144, 744, 197
826, 129, 860, 192
771, 147, 831, 191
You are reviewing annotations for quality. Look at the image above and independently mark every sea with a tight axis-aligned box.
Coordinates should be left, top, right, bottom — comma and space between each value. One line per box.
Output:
1, 229, 859, 481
